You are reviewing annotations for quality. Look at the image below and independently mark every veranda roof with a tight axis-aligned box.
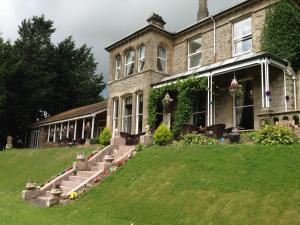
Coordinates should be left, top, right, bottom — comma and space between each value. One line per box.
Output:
152, 52, 290, 88
31, 101, 107, 127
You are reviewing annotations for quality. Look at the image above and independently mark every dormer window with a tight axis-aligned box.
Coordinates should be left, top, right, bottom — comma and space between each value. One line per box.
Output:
157, 46, 167, 72
114, 55, 121, 80
188, 37, 202, 70
233, 17, 252, 56
138, 45, 145, 72
125, 50, 135, 77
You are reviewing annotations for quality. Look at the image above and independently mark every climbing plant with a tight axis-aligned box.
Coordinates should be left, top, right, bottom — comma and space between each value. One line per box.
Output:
262, 0, 300, 70
148, 76, 208, 137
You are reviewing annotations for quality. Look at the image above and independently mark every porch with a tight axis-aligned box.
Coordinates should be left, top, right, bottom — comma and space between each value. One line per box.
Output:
152, 53, 298, 136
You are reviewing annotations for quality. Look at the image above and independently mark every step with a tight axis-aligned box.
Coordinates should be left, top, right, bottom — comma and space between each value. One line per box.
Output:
60, 185, 73, 194
76, 171, 97, 178
33, 196, 58, 208
91, 162, 105, 172
61, 180, 81, 188
69, 175, 88, 183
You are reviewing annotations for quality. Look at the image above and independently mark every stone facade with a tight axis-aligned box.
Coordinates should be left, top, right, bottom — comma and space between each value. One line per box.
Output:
106, 0, 299, 134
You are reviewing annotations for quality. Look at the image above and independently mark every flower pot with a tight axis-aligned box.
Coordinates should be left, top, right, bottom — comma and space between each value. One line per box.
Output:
50, 188, 63, 197
26, 182, 37, 190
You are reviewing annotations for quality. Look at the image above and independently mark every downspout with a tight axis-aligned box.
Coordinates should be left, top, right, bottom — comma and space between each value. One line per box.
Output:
210, 16, 216, 59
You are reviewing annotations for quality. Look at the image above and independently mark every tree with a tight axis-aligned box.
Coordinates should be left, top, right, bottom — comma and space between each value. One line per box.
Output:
262, 0, 300, 70
0, 15, 105, 148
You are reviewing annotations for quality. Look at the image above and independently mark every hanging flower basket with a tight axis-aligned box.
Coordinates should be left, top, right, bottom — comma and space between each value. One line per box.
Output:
266, 91, 272, 96
229, 85, 244, 97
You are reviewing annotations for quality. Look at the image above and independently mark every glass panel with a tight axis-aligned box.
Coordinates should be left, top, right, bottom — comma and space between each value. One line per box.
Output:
235, 38, 252, 55
139, 46, 145, 58
139, 59, 145, 72
126, 51, 135, 64
158, 46, 166, 59
138, 115, 143, 133
125, 63, 134, 76
193, 113, 206, 128
189, 53, 201, 68
157, 59, 166, 72
123, 117, 132, 133
124, 97, 132, 116
138, 94, 143, 114
189, 37, 202, 54
234, 17, 252, 39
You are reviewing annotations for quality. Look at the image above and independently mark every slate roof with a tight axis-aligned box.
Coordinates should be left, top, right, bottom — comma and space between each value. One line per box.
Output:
31, 101, 107, 127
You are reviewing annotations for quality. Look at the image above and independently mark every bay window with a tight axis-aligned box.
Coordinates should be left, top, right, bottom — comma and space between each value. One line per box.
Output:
125, 50, 135, 76
233, 17, 252, 56
114, 55, 121, 80
123, 96, 132, 133
138, 45, 145, 72
157, 46, 167, 72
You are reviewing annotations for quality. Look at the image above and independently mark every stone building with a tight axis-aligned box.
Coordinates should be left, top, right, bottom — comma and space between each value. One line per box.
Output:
105, 0, 300, 136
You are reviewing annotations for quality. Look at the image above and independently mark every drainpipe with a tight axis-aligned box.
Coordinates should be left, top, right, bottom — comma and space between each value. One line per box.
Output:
210, 16, 216, 61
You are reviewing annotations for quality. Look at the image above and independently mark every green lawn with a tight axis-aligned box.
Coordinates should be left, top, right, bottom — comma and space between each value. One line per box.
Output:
0, 145, 300, 225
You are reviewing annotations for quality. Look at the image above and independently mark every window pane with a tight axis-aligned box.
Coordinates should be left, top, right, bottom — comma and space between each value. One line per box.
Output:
157, 59, 166, 72
138, 115, 143, 133
139, 60, 145, 71
234, 18, 252, 39
139, 46, 145, 59
158, 46, 166, 59
189, 37, 202, 54
234, 38, 252, 55
126, 51, 135, 64
123, 117, 132, 133
189, 53, 201, 68
138, 94, 143, 114
125, 97, 132, 116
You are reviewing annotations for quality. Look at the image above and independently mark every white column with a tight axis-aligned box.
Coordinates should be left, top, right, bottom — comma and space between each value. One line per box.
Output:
261, 62, 265, 108
207, 76, 210, 127
210, 76, 213, 125
74, 120, 77, 140
67, 121, 70, 139
59, 123, 63, 140
265, 60, 270, 108
53, 124, 57, 143
91, 116, 95, 139
47, 126, 50, 143
284, 69, 288, 111
293, 76, 297, 110
82, 118, 85, 139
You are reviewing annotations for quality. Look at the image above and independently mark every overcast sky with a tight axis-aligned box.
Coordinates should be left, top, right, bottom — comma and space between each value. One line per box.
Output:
0, 0, 244, 95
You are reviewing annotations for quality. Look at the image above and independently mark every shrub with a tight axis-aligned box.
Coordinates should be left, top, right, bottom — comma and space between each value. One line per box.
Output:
173, 133, 217, 147
135, 143, 145, 152
99, 128, 112, 146
240, 132, 259, 143
293, 115, 299, 125
255, 125, 299, 145
153, 124, 173, 146
90, 138, 100, 145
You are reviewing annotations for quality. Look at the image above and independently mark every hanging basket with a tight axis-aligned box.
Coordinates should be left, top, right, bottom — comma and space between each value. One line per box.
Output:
229, 85, 244, 97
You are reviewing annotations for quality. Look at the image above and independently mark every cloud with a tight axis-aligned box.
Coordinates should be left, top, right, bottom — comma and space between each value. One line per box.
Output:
0, 0, 245, 96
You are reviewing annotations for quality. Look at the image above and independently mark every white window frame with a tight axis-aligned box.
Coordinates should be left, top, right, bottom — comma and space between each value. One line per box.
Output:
188, 37, 202, 70
122, 96, 133, 133
114, 56, 121, 80
157, 46, 167, 72
125, 50, 135, 77
112, 98, 119, 137
135, 92, 143, 134
232, 17, 253, 57
138, 45, 145, 72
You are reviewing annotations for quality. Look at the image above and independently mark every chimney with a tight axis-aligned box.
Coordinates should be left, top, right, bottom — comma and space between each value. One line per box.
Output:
147, 13, 166, 29
197, 0, 209, 21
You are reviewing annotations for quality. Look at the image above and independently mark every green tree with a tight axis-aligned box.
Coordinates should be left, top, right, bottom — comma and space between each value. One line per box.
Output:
262, 0, 300, 70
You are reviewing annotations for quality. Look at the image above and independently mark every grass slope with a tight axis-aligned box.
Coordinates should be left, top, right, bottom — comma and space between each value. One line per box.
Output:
0, 145, 300, 225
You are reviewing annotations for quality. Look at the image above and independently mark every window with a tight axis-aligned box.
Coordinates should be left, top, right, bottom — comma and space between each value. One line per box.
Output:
233, 17, 252, 56
112, 99, 119, 136
138, 45, 145, 72
157, 46, 167, 72
188, 37, 202, 69
234, 80, 254, 130
136, 93, 143, 134
123, 96, 132, 133
125, 50, 135, 76
114, 56, 121, 80
192, 92, 206, 128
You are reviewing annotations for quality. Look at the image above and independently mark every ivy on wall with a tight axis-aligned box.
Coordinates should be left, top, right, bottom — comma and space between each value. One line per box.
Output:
262, 0, 300, 70
148, 76, 208, 137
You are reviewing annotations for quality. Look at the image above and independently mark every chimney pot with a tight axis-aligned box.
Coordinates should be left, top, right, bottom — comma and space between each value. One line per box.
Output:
147, 13, 166, 29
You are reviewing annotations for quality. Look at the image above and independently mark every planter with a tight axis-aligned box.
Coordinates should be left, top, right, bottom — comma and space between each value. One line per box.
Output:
26, 182, 37, 190
104, 155, 114, 163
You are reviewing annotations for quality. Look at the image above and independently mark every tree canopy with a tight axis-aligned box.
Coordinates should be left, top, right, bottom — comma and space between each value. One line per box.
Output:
262, 0, 300, 70
0, 15, 105, 148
